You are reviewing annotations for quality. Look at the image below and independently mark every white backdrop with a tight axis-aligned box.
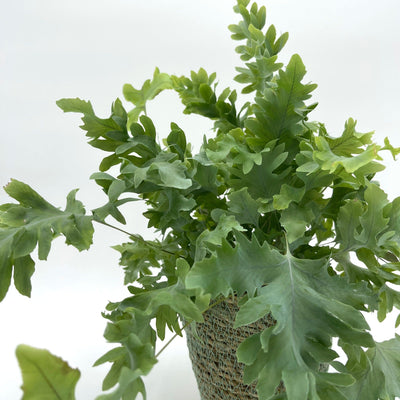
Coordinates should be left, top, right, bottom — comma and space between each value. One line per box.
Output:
1, 0, 400, 399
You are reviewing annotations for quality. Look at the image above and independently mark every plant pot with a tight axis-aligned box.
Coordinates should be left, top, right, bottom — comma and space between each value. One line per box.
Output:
185, 297, 283, 399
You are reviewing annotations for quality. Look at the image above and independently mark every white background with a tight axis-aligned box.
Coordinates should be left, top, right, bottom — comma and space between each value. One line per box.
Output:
1, 0, 400, 399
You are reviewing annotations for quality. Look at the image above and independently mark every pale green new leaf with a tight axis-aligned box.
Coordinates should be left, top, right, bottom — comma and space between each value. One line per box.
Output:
16, 345, 80, 400
171, 68, 240, 133
55, 97, 94, 115
382, 136, 400, 159
57, 97, 133, 173
230, 2, 287, 93
123, 67, 173, 128
322, 118, 374, 156
314, 136, 380, 175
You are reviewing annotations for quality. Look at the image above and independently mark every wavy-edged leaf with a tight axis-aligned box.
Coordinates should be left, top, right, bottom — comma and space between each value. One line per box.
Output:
229, 143, 289, 201
56, 97, 94, 115
246, 54, 317, 141
336, 199, 364, 252
120, 151, 192, 191
323, 118, 374, 156
228, 187, 261, 226
95, 367, 146, 400
356, 183, 389, 249
205, 128, 265, 174
123, 67, 173, 128
339, 336, 400, 399
119, 279, 204, 324
336, 183, 394, 260
96, 309, 157, 398
314, 136, 380, 175
280, 202, 314, 243
186, 232, 282, 298
273, 183, 305, 210
230, 2, 287, 93
195, 213, 245, 261
187, 231, 374, 398
57, 98, 122, 140
0, 180, 93, 301
172, 68, 240, 133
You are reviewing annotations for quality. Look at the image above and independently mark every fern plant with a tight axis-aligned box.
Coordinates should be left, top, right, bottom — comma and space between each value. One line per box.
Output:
2, 1, 400, 399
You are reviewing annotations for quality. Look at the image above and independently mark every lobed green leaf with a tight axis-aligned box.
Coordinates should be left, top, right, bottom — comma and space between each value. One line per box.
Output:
16, 345, 80, 400
0, 180, 94, 301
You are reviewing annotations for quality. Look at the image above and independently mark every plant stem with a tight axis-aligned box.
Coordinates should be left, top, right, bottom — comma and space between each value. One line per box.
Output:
155, 331, 184, 359
94, 219, 233, 360
155, 295, 232, 358
94, 218, 138, 238
93, 218, 178, 257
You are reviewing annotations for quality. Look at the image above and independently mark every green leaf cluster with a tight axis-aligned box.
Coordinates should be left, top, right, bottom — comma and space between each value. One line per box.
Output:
0, 180, 93, 301
2, 1, 400, 399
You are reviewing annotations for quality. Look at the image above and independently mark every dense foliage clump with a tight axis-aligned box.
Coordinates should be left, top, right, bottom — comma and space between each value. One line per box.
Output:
2, 1, 400, 399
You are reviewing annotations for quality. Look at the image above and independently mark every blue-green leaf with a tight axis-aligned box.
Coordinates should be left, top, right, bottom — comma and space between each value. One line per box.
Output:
187, 231, 374, 397
0, 180, 93, 301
